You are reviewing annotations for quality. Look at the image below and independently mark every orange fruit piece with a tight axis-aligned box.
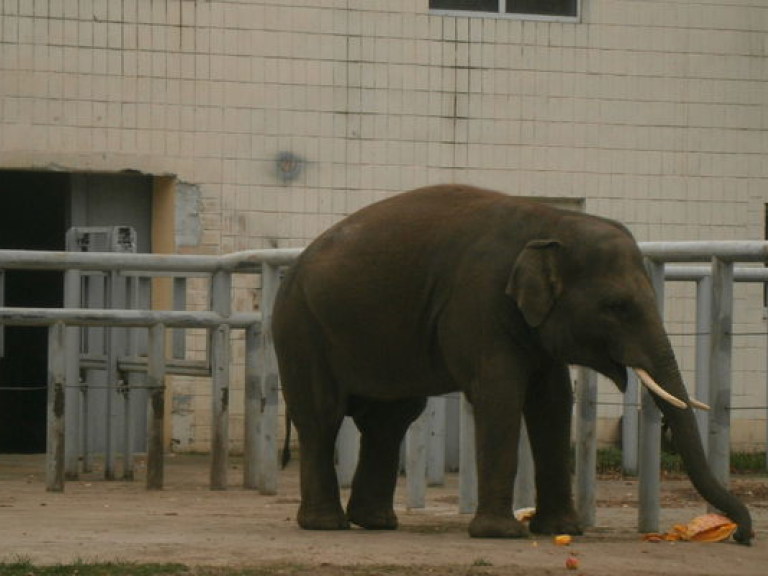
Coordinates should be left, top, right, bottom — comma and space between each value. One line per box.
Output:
554, 535, 572, 546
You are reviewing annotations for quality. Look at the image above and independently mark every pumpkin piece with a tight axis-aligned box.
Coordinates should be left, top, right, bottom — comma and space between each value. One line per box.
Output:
642, 514, 737, 543
683, 514, 737, 542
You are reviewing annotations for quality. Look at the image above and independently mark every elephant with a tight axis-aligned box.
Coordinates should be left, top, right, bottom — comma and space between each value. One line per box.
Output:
272, 184, 752, 544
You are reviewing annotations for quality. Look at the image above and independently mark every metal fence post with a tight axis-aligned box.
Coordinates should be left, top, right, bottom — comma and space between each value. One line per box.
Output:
638, 260, 665, 533
172, 277, 187, 359
695, 275, 712, 450
256, 263, 280, 494
46, 321, 66, 492
406, 407, 428, 508
458, 394, 477, 514
105, 270, 129, 481
575, 367, 597, 527
426, 396, 446, 486
336, 417, 360, 489
104, 273, 116, 480
146, 323, 166, 490
122, 275, 145, 482
243, 322, 260, 489
210, 269, 232, 490
514, 421, 536, 511
622, 370, 639, 475
709, 257, 733, 493
63, 268, 81, 479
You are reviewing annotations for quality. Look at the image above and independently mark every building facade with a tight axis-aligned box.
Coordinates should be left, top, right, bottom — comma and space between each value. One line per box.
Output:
1, 0, 766, 453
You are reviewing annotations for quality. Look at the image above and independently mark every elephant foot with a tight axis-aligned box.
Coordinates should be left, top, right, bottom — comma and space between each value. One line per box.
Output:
469, 514, 529, 538
297, 503, 350, 530
347, 502, 399, 530
733, 526, 753, 546
529, 509, 583, 536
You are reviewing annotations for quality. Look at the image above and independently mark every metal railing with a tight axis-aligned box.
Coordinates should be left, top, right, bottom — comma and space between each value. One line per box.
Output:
0, 248, 300, 493
1, 240, 767, 537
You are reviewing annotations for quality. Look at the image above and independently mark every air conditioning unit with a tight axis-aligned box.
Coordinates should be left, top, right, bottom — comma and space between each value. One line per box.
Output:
65, 226, 137, 253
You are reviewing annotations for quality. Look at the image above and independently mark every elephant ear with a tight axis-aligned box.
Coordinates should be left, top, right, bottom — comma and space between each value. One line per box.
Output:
507, 240, 563, 327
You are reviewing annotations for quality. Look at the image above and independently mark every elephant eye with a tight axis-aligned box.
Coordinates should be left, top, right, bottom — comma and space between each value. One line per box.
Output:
603, 298, 631, 315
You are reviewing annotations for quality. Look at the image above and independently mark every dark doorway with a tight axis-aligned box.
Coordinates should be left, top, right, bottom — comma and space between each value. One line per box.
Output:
0, 171, 68, 452
0, 170, 153, 453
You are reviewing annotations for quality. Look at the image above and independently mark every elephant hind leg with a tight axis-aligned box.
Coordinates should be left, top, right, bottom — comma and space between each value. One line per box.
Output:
294, 414, 348, 530
346, 396, 427, 530
292, 396, 348, 529
275, 316, 348, 530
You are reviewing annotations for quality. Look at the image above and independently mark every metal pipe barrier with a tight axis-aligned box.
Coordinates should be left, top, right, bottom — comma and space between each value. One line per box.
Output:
0, 248, 299, 493
2, 240, 767, 539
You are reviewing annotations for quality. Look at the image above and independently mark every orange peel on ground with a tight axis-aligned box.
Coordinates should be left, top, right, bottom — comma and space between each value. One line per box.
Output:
643, 513, 737, 543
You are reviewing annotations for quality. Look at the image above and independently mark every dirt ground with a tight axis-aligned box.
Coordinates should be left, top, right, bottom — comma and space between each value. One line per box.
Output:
0, 454, 767, 575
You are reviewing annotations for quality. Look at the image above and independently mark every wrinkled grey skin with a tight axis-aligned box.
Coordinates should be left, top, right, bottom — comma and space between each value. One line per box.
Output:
272, 185, 752, 544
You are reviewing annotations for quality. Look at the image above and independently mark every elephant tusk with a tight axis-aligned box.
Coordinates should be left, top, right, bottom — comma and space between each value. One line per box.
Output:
689, 398, 711, 411
633, 368, 688, 410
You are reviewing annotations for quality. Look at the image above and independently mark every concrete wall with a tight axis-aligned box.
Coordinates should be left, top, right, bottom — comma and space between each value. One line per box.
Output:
1, 0, 767, 453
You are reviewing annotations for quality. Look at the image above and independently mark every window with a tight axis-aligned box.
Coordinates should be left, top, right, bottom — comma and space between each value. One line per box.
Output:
429, 0, 578, 18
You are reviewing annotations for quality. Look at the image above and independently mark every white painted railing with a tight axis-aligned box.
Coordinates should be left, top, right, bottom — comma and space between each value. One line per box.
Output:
1, 241, 766, 537
0, 248, 299, 493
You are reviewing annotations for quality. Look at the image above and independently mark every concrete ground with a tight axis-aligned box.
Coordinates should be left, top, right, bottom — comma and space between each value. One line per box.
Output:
0, 454, 766, 575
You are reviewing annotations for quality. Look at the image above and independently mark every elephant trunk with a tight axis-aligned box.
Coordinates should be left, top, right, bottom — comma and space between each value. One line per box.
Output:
648, 347, 753, 545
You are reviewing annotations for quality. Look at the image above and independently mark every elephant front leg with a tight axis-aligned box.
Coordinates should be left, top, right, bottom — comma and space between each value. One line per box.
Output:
468, 383, 529, 539
524, 363, 582, 535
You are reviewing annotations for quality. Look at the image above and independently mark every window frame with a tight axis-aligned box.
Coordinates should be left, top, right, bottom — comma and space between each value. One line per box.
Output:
428, 0, 581, 22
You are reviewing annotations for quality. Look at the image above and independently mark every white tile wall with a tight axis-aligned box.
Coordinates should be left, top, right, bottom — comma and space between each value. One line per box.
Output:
1, 0, 767, 451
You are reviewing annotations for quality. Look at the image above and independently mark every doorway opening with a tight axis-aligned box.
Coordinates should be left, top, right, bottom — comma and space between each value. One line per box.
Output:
0, 172, 67, 452
0, 169, 155, 453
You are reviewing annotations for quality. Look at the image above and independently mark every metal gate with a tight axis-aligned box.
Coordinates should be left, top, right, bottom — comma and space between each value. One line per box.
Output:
65, 226, 150, 479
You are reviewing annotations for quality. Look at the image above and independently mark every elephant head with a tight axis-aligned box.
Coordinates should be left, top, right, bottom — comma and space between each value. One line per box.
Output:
508, 229, 753, 545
